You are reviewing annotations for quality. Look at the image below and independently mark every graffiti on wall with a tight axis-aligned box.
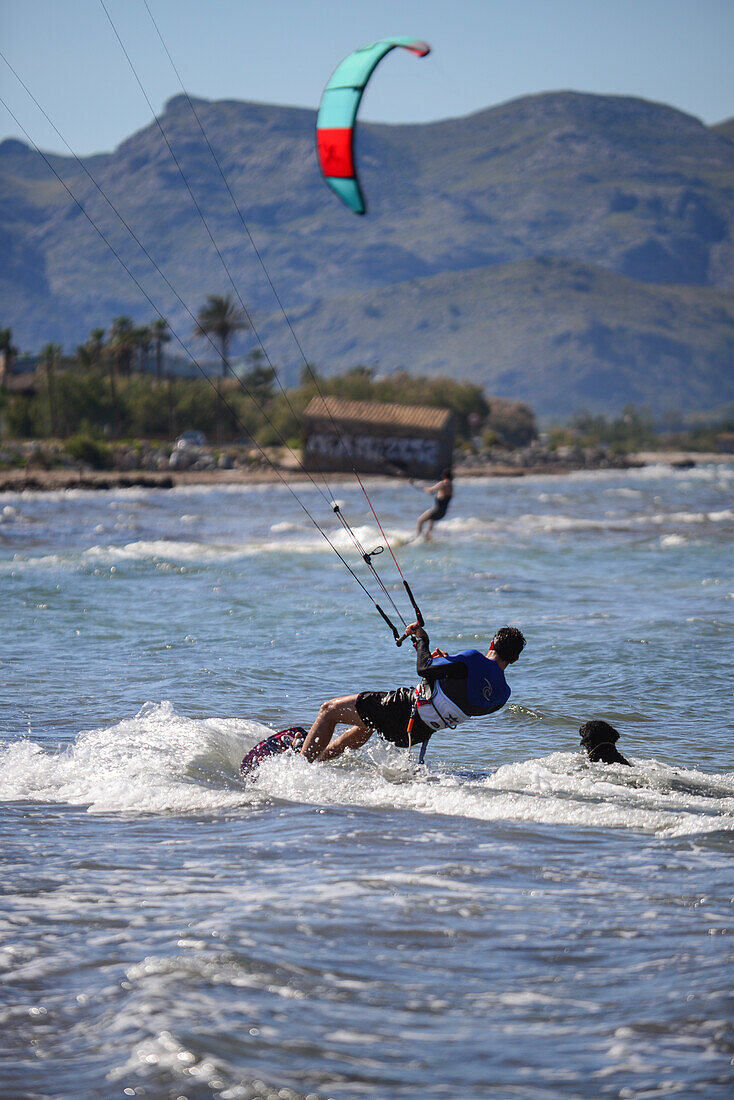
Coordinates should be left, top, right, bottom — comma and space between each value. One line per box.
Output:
305, 432, 442, 469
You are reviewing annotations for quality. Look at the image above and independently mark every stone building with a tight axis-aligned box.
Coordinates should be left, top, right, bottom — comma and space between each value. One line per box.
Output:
302, 395, 454, 479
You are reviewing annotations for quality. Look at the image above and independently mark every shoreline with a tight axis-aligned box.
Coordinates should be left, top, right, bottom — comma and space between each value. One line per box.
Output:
0, 451, 731, 493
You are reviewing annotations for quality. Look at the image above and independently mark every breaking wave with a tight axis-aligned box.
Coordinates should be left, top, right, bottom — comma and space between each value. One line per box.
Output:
1, 703, 732, 837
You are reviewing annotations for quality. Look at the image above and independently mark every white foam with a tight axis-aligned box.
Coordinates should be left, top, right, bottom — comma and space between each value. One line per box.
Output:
245, 743, 734, 838
84, 539, 243, 563
0, 703, 268, 814
1, 709, 732, 835
660, 534, 687, 547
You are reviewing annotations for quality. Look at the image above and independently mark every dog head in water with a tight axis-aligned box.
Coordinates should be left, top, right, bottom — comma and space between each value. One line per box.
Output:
579, 720, 631, 766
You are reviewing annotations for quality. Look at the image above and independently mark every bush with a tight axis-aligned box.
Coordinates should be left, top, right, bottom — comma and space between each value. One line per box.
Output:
481, 428, 501, 448
2, 358, 525, 449
64, 433, 113, 469
288, 367, 491, 442
484, 398, 537, 447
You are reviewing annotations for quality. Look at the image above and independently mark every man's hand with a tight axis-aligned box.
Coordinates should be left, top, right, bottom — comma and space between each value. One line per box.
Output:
431, 647, 449, 659
406, 620, 429, 646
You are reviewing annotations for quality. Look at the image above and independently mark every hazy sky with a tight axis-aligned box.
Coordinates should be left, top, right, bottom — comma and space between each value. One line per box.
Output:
1, 0, 733, 157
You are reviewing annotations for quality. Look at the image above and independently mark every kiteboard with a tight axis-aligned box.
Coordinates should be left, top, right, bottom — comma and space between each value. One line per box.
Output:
240, 726, 308, 777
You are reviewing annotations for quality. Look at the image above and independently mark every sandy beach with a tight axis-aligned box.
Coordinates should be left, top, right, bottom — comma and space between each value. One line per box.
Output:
0, 451, 730, 492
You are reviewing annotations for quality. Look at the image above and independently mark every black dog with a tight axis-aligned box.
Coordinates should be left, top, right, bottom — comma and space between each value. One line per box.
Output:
579, 720, 631, 766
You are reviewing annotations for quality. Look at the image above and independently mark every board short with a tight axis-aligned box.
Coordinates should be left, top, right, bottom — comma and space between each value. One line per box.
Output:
240, 726, 307, 777
429, 498, 450, 521
355, 687, 432, 748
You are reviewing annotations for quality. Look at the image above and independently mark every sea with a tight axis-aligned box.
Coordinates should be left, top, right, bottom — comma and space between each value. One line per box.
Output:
1, 463, 733, 1100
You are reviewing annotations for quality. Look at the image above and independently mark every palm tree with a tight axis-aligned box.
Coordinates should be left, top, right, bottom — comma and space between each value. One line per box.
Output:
109, 316, 137, 377
40, 342, 62, 437
243, 349, 276, 404
107, 317, 138, 437
194, 294, 248, 379
76, 327, 106, 372
135, 325, 153, 374
150, 318, 171, 380
0, 327, 18, 390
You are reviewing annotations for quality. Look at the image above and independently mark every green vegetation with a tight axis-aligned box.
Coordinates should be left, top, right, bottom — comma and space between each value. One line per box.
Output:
0, 318, 502, 450
549, 404, 734, 453
549, 406, 660, 452
3, 312, 730, 467
289, 365, 493, 443
63, 433, 114, 470
481, 397, 537, 448
0, 328, 18, 378
194, 294, 249, 379
1, 366, 233, 443
235, 365, 486, 449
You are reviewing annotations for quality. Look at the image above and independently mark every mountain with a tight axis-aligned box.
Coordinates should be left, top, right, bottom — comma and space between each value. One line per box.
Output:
712, 117, 734, 145
259, 257, 734, 422
2, 90, 733, 420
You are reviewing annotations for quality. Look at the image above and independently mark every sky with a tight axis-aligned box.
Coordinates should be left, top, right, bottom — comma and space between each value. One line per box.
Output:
1, 0, 733, 157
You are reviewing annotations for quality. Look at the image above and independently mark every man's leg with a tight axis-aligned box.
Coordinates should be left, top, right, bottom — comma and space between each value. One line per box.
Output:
300, 694, 371, 762
319, 723, 373, 761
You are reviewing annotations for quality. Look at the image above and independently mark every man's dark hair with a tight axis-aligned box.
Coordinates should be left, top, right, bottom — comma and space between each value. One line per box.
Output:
491, 626, 525, 662
579, 720, 631, 766
442, 468, 452, 480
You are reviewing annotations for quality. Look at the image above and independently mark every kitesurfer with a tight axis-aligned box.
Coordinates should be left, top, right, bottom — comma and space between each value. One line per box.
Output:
299, 621, 525, 762
579, 720, 631, 765
415, 469, 453, 540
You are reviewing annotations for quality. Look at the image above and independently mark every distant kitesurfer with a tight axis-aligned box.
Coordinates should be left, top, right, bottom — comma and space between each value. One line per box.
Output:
299, 621, 526, 762
415, 468, 453, 540
579, 720, 631, 765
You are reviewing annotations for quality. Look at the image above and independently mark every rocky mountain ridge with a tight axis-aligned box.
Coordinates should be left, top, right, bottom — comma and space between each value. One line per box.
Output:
2, 90, 733, 419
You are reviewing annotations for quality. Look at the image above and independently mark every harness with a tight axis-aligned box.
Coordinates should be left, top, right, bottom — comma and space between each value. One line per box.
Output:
415, 678, 472, 732
406, 649, 511, 761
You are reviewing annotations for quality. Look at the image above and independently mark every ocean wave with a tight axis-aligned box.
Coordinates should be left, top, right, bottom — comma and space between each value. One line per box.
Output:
0, 703, 266, 814
0, 486, 158, 503
84, 539, 246, 563
2, 706, 731, 836
440, 509, 734, 539
252, 746, 734, 838
660, 534, 687, 547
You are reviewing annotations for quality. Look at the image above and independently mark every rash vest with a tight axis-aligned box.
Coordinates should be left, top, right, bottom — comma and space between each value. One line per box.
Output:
415, 649, 511, 732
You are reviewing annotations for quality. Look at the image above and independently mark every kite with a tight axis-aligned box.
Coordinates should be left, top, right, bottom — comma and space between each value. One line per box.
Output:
316, 37, 431, 215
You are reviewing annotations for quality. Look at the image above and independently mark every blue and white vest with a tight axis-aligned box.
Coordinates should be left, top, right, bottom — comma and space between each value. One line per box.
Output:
415, 649, 510, 732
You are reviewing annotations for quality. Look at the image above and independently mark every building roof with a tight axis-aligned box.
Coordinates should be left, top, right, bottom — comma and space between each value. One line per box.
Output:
303, 395, 452, 432
3, 371, 39, 395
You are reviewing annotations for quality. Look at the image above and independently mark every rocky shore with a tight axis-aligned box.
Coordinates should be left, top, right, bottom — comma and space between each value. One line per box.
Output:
0, 437, 729, 493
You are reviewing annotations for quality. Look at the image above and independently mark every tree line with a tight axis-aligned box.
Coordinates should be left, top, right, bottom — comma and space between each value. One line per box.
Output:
548, 405, 734, 454
0, 294, 507, 448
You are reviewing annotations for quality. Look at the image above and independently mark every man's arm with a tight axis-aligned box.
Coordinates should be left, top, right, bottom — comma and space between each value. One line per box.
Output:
425, 477, 451, 496
408, 625, 464, 682
413, 629, 433, 675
